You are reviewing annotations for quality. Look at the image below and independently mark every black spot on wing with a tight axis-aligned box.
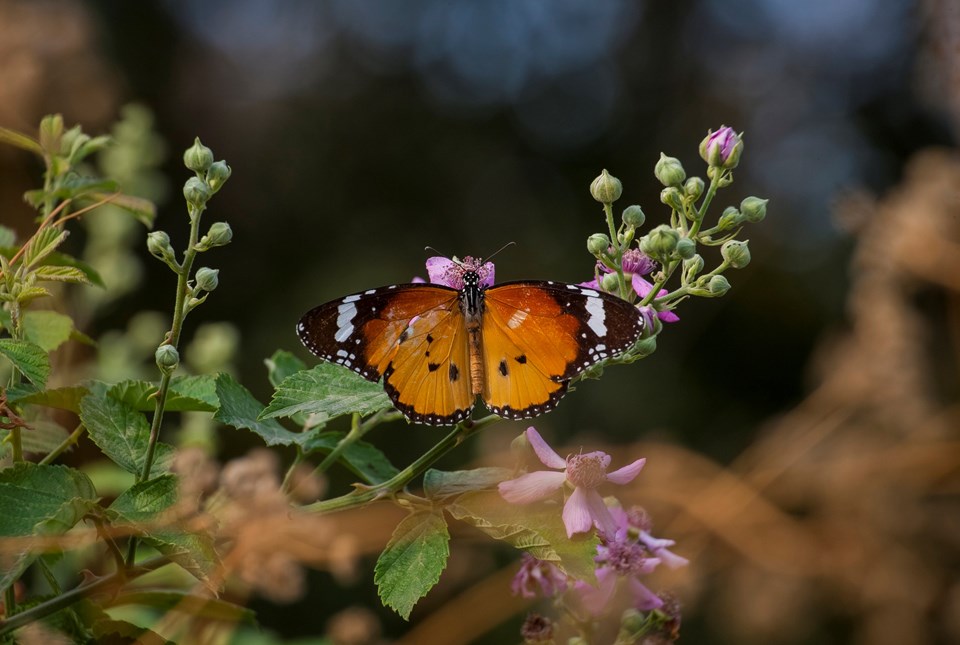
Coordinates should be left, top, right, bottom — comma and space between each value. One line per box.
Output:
382, 364, 474, 426
449, 363, 459, 382
498, 359, 508, 376
428, 362, 440, 372
515, 354, 527, 364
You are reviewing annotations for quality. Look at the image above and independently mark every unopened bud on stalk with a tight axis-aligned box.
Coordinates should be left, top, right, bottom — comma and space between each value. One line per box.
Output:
195, 267, 219, 292
590, 169, 623, 204
587, 233, 610, 256
654, 153, 686, 188
155, 344, 180, 374
621, 204, 646, 228
183, 137, 214, 173
740, 196, 768, 223
721, 239, 751, 268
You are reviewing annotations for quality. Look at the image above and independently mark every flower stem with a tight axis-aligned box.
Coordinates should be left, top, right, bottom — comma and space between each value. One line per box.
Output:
603, 203, 630, 300
39, 423, 85, 465
302, 414, 500, 514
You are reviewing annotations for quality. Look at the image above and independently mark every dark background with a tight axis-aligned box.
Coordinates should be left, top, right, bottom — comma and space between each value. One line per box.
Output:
1, 0, 957, 643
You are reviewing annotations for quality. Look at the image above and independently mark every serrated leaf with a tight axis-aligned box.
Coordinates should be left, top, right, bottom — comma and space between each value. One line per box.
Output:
108, 474, 178, 525
104, 591, 255, 624
423, 467, 514, 499
23, 227, 68, 269
9, 383, 91, 412
143, 528, 219, 588
0, 338, 50, 386
41, 251, 105, 287
214, 372, 299, 446
447, 490, 598, 582
32, 265, 91, 285
298, 431, 399, 484
374, 511, 450, 620
0, 463, 98, 589
260, 363, 391, 423
14, 285, 53, 305
106, 375, 218, 413
71, 134, 111, 164
23, 310, 75, 351
79, 392, 174, 475
265, 350, 306, 388
0, 125, 42, 155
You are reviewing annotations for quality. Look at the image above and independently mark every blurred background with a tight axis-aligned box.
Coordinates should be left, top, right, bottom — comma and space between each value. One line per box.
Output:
1, 0, 958, 643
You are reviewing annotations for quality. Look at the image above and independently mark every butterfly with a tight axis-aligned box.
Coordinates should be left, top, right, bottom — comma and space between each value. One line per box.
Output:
296, 256, 645, 426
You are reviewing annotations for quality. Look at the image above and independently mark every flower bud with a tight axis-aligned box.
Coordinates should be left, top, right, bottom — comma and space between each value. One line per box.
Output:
600, 272, 621, 293
683, 254, 704, 282
195, 267, 219, 292
683, 176, 705, 201
717, 206, 745, 231
654, 153, 686, 188
183, 176, 210, 208
708, 274, 731, 295
675, 236, 696, 260
639, 225, 679, 259
183, 137, 214, 173
740, 196, 768, 223
586, 233, 610, 256
721, 239, 751, 268
206, 160, 232, 191
155, 344, 180, 375
620, 608, 646, 635
590, 169, 622, 204
699, 126, 743, 169
621, 204, 645, 228
146, 230, 175, 260
196, 221, 233, 251
659, 187, 683, 211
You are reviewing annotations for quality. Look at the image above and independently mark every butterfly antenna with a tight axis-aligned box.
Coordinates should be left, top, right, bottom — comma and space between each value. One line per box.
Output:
483, 241, 516, 263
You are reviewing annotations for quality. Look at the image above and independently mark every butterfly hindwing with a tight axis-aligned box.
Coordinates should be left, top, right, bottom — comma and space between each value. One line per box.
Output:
480, 281, 644, 418
296, 284, 475, 425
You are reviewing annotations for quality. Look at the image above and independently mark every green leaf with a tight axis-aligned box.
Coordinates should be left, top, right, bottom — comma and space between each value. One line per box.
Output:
0, 338, 50, 386
143, 528, 219, 588
108, 474, 178, 524
41, 251, 105, 288
374, 511, 450, 620
23, 310, 75, 351
265, 350, 306, 387
13, 285, 52, 305
260, 363, 391, 423
423, 467, 514, 499
91, 619, 173, 645
106, 375, 218, 413
0, 463, 98, 589
23, 227, 68, 269
214, 373, 300, 446
447, 490, 598, 582
32, 265, 91, 285
86, 192, 157, 228
299, 431, 399, 484
9, 383, 92, 412
0, 125, 42, 155
0, 225, 15, 248
15, 418, 71, 455
104, 591, 255, 624
79, 392, 174, 475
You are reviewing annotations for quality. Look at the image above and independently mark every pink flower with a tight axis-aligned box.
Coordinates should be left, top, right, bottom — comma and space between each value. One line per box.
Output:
498, 427, 646, 538
581, 249, 679, 323
424, 255, 495, 289
510, 553, 568, 599
699, 126, 743, 168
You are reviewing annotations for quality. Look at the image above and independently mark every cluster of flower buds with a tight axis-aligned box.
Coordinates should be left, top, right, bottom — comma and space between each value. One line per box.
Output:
585, 126, 768, 331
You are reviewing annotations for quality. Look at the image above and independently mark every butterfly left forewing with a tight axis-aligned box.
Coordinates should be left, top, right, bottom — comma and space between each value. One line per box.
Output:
480, 281, 644, 418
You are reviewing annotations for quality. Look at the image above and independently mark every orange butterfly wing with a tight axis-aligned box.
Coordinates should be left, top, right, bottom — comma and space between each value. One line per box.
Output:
297, 284, 475, 425
480, 281, 644, 418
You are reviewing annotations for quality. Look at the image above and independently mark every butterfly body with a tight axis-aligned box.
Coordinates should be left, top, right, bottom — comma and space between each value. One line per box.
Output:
297, 261, 645, 425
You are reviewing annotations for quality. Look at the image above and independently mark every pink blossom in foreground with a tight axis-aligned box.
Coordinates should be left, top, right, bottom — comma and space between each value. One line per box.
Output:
498, 427, 646, 538
510, 553, 568, 599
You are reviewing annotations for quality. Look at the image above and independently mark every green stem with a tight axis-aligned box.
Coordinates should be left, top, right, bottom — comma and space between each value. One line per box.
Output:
655, 260, 731, 305
39, 423, 85, 465
602, 202, 630, 300
689, 169, 723, 238
0, 556, 170, 636
302, 414, 499, 514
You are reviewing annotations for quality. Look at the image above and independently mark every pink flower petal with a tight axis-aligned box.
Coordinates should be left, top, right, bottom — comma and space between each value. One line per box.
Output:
658, 309, 680, 323
573, 567, 618, 617
477, 261, 496, 287
578, 278, 601, 290
498, 470, 567, 504
525, 427, 567, 470
627, 577, 664, 611
605, 458, 646, 485
632, 276, 680, 322
583, 489, 617, 535
425, 256, 460, 288
562, 486, 596, 537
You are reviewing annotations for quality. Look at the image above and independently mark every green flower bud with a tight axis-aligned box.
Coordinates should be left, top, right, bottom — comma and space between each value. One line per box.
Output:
675, 236, 696, 260
717, 206, 745, 231
146, 230, 175, 260
621, 204, 646, 228
683, 254, 704, 282
587, 233, 610, 256
601, 271, 621, 293
654, 153, 686, 188
195, 267, 219, 292
684, 176, 705, 201
721, 239, 751, 268
630, 334, 657, 358
206, 160, 232, 191
708, 274, 731, 295
590, 169, 622, 204
196, 221, 233, 251
183, 137, 214, 173
620, 608, 646, 635
155, 344, 180, 375
639, 224, 679, 259
183, 176, 210, 208
740, 196, 768, 223
659, 187, 684, 211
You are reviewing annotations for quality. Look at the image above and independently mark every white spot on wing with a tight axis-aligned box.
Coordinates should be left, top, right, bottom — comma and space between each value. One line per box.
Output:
334, 301, 358, 343
507, 310, 528, 329
343, 294, 361, 303
585, 297, 607, 337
